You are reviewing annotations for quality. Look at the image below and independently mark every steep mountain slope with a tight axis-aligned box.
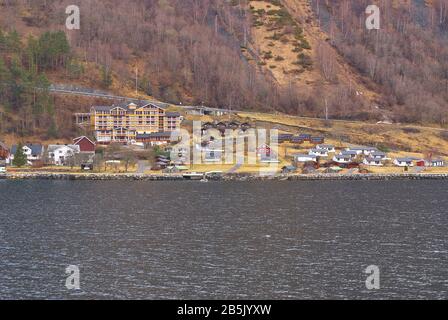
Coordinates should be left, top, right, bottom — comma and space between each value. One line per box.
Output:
245, 0, 379, 118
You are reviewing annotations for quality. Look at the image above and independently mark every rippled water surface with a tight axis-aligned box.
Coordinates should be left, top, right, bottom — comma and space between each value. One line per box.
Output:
0, 180, 447, 299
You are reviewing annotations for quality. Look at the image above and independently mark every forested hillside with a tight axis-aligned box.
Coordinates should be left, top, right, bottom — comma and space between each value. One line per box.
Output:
311, 0, 448, 123
0, 30, 66, 137
0, 0, 447, 140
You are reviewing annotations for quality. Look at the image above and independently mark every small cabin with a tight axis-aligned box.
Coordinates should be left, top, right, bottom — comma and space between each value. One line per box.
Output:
309, 148, 328, 157
310, 136, 325, 145
416, 160, 426, 167
333, 154, 352, 164
136, 132, 173, 145
297, 134, 311, 142
278, 134, 294, 143
426, 159, 445, 167
291, 136, 304, 144
202, 122, 214, 130
370, 151, 387, 160
293, 154, 317, 163
346, 146, 378, 156
228, 121, 241, 130
216, 122, 228, 130
340, 150, 358, 159
240, 123, 251, 132
316, 144, 335, 153
394, 158, 414, 167
363, 157, 384, 166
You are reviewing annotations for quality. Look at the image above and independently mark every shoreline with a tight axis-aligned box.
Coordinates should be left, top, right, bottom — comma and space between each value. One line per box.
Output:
2, 172, 448, 181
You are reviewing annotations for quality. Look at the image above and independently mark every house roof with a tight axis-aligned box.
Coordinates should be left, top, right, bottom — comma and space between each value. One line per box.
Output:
136, 132, 172, 139
348, 146, 378, 151
279, 133, 294, 137
334, 154, 351, 159
371, 151, 386, 156
341, 150, 358, 155
365, 157, 382, 162
166, 112, 181, 117
293, 153, 316, 158
310, 148, 326, 153
11, 144, 43, 155
73, 136, 95, 145
317, 144, 334, 149
395, 157, 415, 162
92, 100, 170, 113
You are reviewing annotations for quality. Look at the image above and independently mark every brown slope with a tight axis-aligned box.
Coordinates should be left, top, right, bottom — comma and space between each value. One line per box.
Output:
247, 0, 380, 104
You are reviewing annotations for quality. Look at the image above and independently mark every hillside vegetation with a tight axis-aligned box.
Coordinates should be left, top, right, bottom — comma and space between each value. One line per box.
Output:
0, 0, 447, 142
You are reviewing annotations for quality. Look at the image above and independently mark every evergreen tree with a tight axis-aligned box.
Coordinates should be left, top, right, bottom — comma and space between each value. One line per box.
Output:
0, 57, 12, 105
26, 35, 39, 73
12, 143, 27, 167
6, 30, 22, 54
37, 31, 70, 70
101, 66, 113, 88
33, 74, 52, 116
47, 118, 58, 138
0, 29, 6, 52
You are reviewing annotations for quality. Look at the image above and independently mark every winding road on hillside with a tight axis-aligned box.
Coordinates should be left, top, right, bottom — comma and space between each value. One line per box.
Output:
46, 83, 447, 133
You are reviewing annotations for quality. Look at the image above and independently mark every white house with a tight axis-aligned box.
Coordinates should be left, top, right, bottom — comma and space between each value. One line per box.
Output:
340, 150, 358, 159
316, 144, 336, 153
346, 146, 378, 156
293, 154, 317, 163
426, 159, 445, 167
370, 151, 388, 160
309, 148, 328, 157
363, 157, 384, 166
9, 144, 44, 165
47, 145, 80, 166
393, 158, 414, 167
333, 154, 352, 164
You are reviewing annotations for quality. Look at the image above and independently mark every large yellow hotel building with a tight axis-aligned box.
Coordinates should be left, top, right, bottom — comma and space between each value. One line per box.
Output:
90, 101, 182, 143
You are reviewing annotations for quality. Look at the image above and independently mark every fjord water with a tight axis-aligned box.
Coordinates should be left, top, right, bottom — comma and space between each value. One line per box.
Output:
0, 180, 447, 299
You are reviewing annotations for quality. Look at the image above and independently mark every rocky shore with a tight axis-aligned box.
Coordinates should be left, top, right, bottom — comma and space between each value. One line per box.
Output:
1, 172, 448, 181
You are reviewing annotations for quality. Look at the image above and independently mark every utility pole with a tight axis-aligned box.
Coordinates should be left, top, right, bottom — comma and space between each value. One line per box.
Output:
325, 98, 329, 121
215, 14, 218, 36
135, 67, 138, 95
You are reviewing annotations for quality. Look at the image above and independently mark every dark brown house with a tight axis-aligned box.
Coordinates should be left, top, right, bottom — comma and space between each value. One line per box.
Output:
0, 141, 9, 160
136, 132, 173, 144
310, 136, 325, 144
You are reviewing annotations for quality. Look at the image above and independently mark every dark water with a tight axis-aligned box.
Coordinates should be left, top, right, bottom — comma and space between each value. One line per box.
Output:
0, 180, 447, 300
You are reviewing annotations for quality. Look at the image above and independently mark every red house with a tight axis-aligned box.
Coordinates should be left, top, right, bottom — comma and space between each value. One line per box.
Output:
73, 136, 96, 153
